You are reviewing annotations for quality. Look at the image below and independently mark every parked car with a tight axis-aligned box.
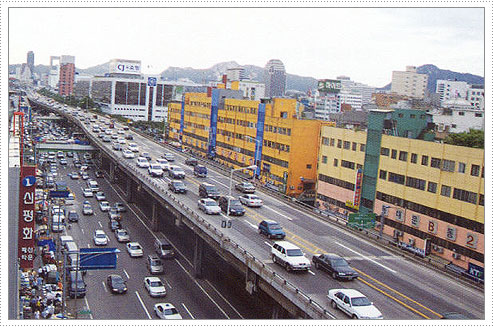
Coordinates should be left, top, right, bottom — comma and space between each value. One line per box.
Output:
327, 289, 383, 319
197, 198, 221, 215
126, 242, 143, 257
168, 180, 187, 193
93, 230, 109, 246
115, 229, 130, 243
258, 220, 285, 239
235, 182, 256, 193
312, 254, 359, 280
154, 303, 182, 320
106, 274, 128, 294
144, 277, 167, 297
239, 194, 263, 207
218, 196, 245, 216
271, 241, 310, 272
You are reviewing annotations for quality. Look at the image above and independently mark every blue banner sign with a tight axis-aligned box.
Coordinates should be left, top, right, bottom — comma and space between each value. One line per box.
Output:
79, 248, 120, 270
49, 190, 70, 198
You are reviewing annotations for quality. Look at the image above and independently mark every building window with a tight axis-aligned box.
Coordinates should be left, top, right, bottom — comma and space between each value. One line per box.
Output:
360, 144, 365, 152
427, 182, 437, 193
352, 142, 357, 151
453, 188, 478, 204
471, 164, 480, 176
337, 139, 342, 148
391, 149, 397, 159
430, 158, 441, 169
440, 185, 451, 197
410, 153, 417, 164
357, 164, 362, 170
458, 112, 465, 116
388, 172, 405, 185
421, 155, 429, 166
398, 151, 408, 161
333, 159, 338, 167
410, 114, 416, 118
322, 156, 327, 164
341, 160, 355, 170
343, 141, 350, 150
405, 176, 426, 191
479, 194, 484, 206
441, 160, 455, 172
379, 170, 387, 180
458, 162, 466, 173
330, 138, 335, 146
381, 147, 390, 156
398, 113, 404, 118
306, 164, 312, 169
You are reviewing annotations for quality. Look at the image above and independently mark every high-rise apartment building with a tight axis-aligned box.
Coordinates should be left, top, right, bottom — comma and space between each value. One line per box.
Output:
58, 55, 75, 96
26, 51, 34, 75
264, 59, 286, 98
435, 80, 469, 104
391, 66, 428, 99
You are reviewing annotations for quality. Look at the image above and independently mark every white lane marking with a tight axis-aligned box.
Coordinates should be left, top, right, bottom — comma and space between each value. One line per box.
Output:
135, 291, 152, 319
102, 281, 108, 292
264, 241, 272, 247
81, 228, 84, 234
308, 270, 315, 276
123, 269, 130, 279
209, 177, 229, 188
175, 259, 230, 319
163, 277, 172, 289
98, 221, 102, 228
83, 296, 94, 319
246, 221, 257, 229
335, 241, 397, 274
262, 205, 293, 221
181, 303, 195, 319
205, 280, 244, 319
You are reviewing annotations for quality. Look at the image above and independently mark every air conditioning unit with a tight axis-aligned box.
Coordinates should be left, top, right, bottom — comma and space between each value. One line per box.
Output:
452, 253, 461, 260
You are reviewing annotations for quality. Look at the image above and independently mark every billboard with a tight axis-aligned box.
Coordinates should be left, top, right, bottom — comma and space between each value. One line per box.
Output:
19, 166, 36, 269
318, 79, 342, 93
109, 60, 141, 75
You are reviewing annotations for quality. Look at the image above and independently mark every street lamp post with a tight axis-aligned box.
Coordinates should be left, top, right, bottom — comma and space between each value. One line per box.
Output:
227, 165, 257, 218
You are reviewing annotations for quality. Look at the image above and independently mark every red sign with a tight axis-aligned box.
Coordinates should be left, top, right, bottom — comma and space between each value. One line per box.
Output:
353, 168, 363, 207
18, 165, 36, 269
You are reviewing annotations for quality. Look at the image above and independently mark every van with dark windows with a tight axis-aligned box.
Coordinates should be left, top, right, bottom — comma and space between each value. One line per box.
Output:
193, 165, 207, 177
199, 183, 220, 199
154, 239, 175, 259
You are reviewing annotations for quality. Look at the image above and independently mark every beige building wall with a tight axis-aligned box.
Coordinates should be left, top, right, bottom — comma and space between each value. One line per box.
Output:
391, 66, 428, 99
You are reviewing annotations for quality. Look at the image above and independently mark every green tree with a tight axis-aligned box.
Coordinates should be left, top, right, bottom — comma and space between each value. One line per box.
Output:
444, 129, 484, 149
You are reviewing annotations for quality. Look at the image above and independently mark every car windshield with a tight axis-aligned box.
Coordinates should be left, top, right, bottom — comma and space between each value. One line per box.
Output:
331, 259, 349, 267
164, 308, 178, 315
151, 259, 162, 266
286, 249, 304, 257
150, 164, 161, 169
243, 183, 254, 188
204, 200, 216, 206
205, 186, 216, 191
351, 296, 372, 306
269, 223, 282, 230
131, 245, 141, 250
150, 281, 163, 287
118, 231, 128, 236
112, 277, 125, 286
174, 167, 184, 172
230, 200, 241, 206
173, 181, 184, 187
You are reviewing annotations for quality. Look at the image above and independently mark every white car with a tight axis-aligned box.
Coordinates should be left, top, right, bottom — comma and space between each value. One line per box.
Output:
99, 201, 111, 212
168, 165, 185, 179
122, 149, 135, 159
197, 198, 221, 215
148, 163, 164, 177
93, 230, 109, 246
162, 153, 175, 161
117, 129, 125, 135
82, 203, 93, 215
144, 277, 167, 297
137, 157, 150, 168
239, 194, 263, 207
126, 242, 143, 257
154, 303, 182, 319
117, 138, 126, 144
95, 191, 106, 201
83, 188, 93, 197
328, 289, 383, 319
156, 158, 170, 171
115, 229, 130, 243
271, 241, 311, 272
128, 143, 139, 152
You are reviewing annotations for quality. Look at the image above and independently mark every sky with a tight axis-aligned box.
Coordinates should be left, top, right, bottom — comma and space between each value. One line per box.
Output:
8, 7, 485, 87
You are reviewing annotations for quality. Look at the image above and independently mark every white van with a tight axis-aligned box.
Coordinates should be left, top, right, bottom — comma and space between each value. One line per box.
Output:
51, 214, 65, 232
65, 192, 75, 206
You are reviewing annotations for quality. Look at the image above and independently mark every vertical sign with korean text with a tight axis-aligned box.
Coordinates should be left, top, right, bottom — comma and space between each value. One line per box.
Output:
353, 168, 363, 208
18, 166, 36, 269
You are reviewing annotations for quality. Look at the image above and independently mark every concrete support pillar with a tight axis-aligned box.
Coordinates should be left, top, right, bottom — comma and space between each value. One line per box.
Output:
109, 162, 115, 183
125, 178, 133, 203
271, 303, 290, 319
193, 235, 204, 278
151, 200, 159, 232
245, 267, 258, 295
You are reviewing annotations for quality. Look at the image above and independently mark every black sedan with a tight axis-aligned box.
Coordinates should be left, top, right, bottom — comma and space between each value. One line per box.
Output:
108, 219, 122, 231
312, 253, 359, 280
106, 274, 128, 294
168, 180, 187, 194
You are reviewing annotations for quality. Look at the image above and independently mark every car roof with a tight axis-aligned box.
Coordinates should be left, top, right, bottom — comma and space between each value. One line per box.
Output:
331, 288, 365, 298
146, 276, 161, 282
263, 220, 279, 224
128, 242, 140, 246
323, 253, 343, 259
274, 241, 300, 250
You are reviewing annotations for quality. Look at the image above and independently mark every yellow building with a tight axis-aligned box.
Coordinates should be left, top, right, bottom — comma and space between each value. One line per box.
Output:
317, 123, 484, 272
168, 91, 325, 198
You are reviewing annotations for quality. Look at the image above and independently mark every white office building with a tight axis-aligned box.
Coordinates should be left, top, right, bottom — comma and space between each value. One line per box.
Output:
432, 98, 484, 133
435, 80, 469, 103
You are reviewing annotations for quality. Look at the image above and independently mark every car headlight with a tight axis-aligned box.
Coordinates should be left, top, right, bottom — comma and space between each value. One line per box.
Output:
113, 288, 118, 292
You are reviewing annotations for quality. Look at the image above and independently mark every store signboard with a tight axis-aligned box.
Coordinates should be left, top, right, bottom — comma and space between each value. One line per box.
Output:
317, 79, 342, 93
19, 166, 36, 269
109, 60, 141, 75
